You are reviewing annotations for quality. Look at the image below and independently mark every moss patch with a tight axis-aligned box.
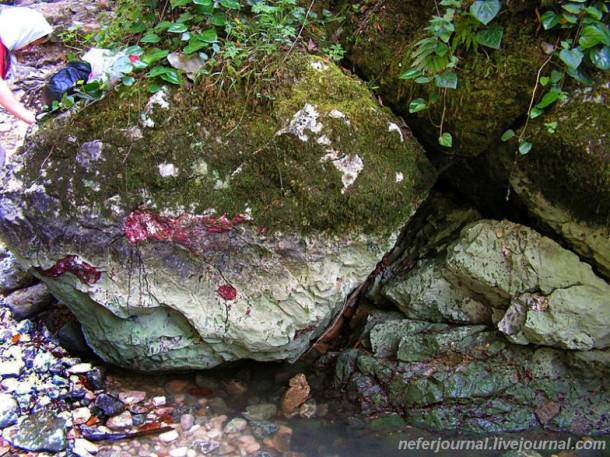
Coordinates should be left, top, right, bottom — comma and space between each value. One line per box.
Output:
21, 54, 435, 235
517, 80, 610, 225
337, 0, 548, 158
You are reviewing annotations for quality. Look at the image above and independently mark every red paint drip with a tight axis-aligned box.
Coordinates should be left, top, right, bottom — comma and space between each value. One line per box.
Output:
293, 325, 315, 340
39, 255, 101, 285
123, 210, 249, 245
218, 284, 237, 301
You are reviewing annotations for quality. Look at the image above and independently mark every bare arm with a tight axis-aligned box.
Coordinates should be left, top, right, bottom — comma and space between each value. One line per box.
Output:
0, 77, 35, 124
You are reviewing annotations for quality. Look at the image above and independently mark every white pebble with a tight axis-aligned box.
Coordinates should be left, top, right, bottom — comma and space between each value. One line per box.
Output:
67, 363, 93, 374
158, 429, 179, 443
169, 447, 188, 457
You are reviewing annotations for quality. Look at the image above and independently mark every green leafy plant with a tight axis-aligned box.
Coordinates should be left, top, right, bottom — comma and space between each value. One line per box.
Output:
399, 0, 504, 147
501, 0, 608, 156
95, 0, 344, 93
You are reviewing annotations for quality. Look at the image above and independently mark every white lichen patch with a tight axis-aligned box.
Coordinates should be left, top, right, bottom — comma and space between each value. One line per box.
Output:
321, 151, 364, 193
212, 170, 230, 189
396, 172, 404, 183
143, 88, 170, 128
146, 88, 170, 111
278, 103, 322, 141
388, 122, 404, 142
160, 205, 186, 218
192, 160, 209, 176
123, 126, 143, 141
316, 135, 331, 146
309, 61, 328, 72
158, 163, 179, 178
104, 195, 123, 217
329, 109, 350, 126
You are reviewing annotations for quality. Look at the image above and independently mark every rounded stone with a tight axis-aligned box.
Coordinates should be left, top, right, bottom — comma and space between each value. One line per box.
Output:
0, 393, 19, 428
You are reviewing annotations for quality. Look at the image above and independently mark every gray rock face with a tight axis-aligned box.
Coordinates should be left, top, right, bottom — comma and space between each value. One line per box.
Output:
0, 55, 436, 371
382, 219, 610, 350
0, 243, 34, 295
6, 410, 67, 452
332, 314, 610, 434
3, 283, 54, 320
0, 393, 19, 428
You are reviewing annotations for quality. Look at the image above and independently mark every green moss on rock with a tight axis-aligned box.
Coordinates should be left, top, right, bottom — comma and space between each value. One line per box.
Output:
338, 0, 548, 157
23, 54, 435, 236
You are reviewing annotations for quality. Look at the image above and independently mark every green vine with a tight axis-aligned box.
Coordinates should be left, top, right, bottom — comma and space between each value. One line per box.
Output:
399, 0, 505, 148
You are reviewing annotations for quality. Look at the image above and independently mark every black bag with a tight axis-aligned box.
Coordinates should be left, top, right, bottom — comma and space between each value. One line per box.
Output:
41, 60, 91, 107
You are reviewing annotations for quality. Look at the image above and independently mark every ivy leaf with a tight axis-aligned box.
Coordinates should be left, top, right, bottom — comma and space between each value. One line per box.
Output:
132, 59, 148, 70
566, 66, 594, 85
168, 23, 189, 33
476, 24, 503, 49
589, 46, 610, 70
160, 68, 182, 85
540, 76, 550, 86
122, 76, 135, 86
530, 107, 542, 119
148, 66, 173, 78
409, 98, 428, 113
415, 76, 434, 84
193, 0, 212, 4
550, 70, 564, 83
541, 11, 560, 30
171, 0, 190, 7
519, 140, 532, 155
559, 48, 584, 68
434, 70, 458, 89
535, 91, 560, 109
142, 48, 169, 65
184, 40, 207, 54
141, 31, 161, 43
197, 29, 218, 43
220, 0, 240, 9
125, 45, 144, 56
579, 24, 610, 49
501, 129, 515, 141
155, 21, 173, 31
562, 13, 578, 24
399, 68, 422, 80
439, 132, 453, 147
584, 5, 603, 20
562, 3, 583, 14
470, 0, 501, 25
210, 12, 228, 26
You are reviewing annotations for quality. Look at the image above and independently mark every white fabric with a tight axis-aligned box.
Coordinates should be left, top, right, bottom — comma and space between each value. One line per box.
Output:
82, 48, 127, 85
0, 7, 52, 51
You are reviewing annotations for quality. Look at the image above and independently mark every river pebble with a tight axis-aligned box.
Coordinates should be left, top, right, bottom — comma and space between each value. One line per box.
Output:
0, 393, 19, 428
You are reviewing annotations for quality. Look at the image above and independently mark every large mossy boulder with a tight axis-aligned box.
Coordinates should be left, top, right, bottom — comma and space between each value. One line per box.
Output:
0, 55, 436, 371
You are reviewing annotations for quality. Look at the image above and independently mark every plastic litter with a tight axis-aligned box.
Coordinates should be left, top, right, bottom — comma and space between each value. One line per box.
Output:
41, 60, 91, 107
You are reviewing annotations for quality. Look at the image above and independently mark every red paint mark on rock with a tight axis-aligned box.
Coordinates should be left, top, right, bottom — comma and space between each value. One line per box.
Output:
39, 255, 101, 285
203, 214, 234, 233
218, 284, 237, 301
124, 209, 249, 245
293, 326, 314, 340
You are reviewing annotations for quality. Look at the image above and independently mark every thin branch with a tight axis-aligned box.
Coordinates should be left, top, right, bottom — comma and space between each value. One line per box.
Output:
278, 0, 316, 68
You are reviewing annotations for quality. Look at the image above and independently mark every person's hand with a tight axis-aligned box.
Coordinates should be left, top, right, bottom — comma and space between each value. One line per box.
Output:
22, 110, 36, 124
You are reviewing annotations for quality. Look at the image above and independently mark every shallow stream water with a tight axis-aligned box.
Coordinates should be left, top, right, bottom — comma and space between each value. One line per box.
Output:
99, 359, 610, 457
